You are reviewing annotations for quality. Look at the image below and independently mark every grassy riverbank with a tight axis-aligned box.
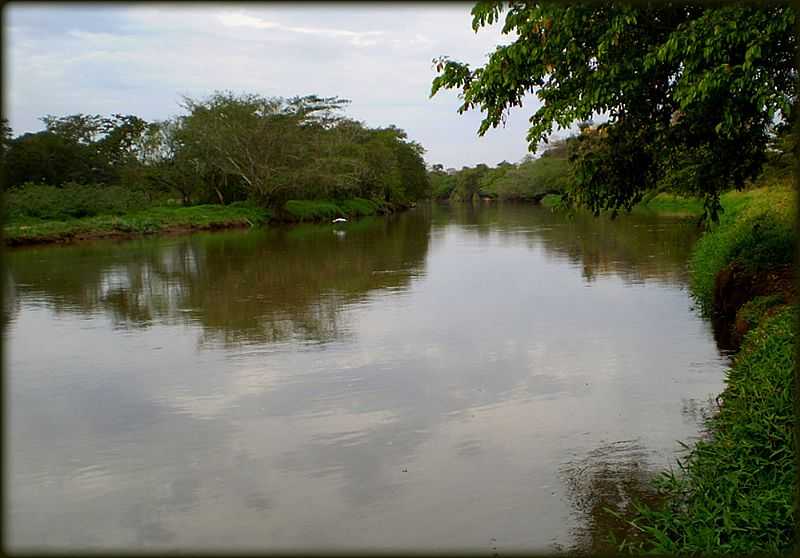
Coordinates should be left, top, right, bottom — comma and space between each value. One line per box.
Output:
620, 182, 796, 554
3, 204, 270, 246
689, 185, 795, 316
3, 198, 394, 246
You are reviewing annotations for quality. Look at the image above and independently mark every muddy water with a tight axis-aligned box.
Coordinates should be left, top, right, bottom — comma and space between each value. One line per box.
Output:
4, 203, 728, 551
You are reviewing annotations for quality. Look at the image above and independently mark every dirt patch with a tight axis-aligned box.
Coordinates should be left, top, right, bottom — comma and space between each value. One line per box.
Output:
712, 262, 794, 348
712, 262, 794, 320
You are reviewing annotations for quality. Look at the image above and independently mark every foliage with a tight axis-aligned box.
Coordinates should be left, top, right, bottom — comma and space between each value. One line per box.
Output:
736, 294, 787, 333
635, 193, 705, 217
3, 132, 101, 187
453, 164, 489, 201
493, 156, 570, 201
689, 185, 795, 314
429, 169, 458, 200
3, 93, 431, 212
3, 204, 271, 245
625, 306, 796, 554
427, 147, 571, 203
282, 198, 382, 222
431, 2, 797, 221
4, 182, 150, 221
540, 193, 562, 208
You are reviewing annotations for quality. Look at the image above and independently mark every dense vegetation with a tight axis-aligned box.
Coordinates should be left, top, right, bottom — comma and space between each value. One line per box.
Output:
689, 185, 795, 316
2, 93, 431, 239
428, 138, 571, 202
432, 2, 796, 221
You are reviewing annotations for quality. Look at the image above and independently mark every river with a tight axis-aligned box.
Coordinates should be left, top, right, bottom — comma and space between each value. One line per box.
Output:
4, 203, 729, 551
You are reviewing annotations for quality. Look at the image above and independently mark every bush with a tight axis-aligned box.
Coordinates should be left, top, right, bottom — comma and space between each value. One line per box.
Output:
4, 182, 150, 222
429, 173, 457, 200
283, 200, 345, 221
339, 198, 380, 216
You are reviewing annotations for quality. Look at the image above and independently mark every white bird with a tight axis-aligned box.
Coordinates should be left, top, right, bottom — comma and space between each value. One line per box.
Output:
332, 218, 347, 223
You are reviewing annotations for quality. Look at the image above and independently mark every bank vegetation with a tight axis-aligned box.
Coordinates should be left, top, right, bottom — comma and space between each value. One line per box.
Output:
2, 93, 431, 244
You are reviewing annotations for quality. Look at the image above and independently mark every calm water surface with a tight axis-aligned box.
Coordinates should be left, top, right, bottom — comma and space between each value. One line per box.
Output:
5, 203, 729, 551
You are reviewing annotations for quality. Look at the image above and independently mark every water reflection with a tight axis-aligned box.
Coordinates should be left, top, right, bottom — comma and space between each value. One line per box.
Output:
5, 203, 727, 551
5, 212, 431, 346
560, 439, 663, 555
431, 203, 702, 286
560, 395, 722, 554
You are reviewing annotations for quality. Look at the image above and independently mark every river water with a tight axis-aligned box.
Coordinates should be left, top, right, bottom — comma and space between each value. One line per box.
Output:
4, 203, 729, 552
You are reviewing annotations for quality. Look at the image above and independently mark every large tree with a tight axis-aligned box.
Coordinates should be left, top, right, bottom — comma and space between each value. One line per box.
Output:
178, 92, 350, 208
431, 2, 797, 220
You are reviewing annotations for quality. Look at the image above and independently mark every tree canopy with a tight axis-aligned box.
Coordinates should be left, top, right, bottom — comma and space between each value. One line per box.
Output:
431, 2, 797, 220
2, 93, 431, 210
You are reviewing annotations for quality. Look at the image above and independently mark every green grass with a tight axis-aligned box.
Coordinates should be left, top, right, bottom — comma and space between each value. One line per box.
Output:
635, 193, 706, 216
282, 198, 383, 222
540, 193, 563, 208
3, 196, 393, 244
736, 294, 788, 332
625, 306, 796, 554
688, 186, 795, 315
4, 204, 271, 245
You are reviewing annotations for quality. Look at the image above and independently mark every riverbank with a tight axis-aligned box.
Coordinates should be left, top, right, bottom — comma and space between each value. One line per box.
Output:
3, 198, 395, 247
620, 182, 796, 554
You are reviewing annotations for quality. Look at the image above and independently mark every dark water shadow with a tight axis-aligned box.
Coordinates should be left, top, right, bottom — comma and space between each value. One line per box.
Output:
559, 440, 666, 555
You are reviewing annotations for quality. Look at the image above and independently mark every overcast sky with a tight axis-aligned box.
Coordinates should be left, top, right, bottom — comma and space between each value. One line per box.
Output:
4, 2, 565, 168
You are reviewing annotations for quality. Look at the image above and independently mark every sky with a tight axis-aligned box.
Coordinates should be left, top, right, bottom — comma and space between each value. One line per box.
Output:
2, 2, 574, 169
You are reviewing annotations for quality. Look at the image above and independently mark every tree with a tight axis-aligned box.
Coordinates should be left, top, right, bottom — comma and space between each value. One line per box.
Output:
41, 113, 106, 145
4, 132, 97, 187
493, 156, 570, 201
179, 92, 350, 208
39, 113, 150, 186
454, 164, 489, 202
431, 2, 797, 220
0, 119, 12, 183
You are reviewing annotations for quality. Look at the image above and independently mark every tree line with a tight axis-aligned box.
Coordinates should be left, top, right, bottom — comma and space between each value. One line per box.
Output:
1, 92, 431, 212
428, 135, 572, 203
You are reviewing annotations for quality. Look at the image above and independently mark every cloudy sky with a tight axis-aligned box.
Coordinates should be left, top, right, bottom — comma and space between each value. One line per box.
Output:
4, 2, 560, 168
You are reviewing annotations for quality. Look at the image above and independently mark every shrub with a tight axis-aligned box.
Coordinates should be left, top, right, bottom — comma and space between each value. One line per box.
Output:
4, 182, 150, 222
283, 200, 345, 221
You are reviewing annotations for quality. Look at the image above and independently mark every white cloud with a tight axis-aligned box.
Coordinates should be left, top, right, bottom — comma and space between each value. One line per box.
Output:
218, 12, 279, 30
217, 11, 385, 47
5, 4, 539, 168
